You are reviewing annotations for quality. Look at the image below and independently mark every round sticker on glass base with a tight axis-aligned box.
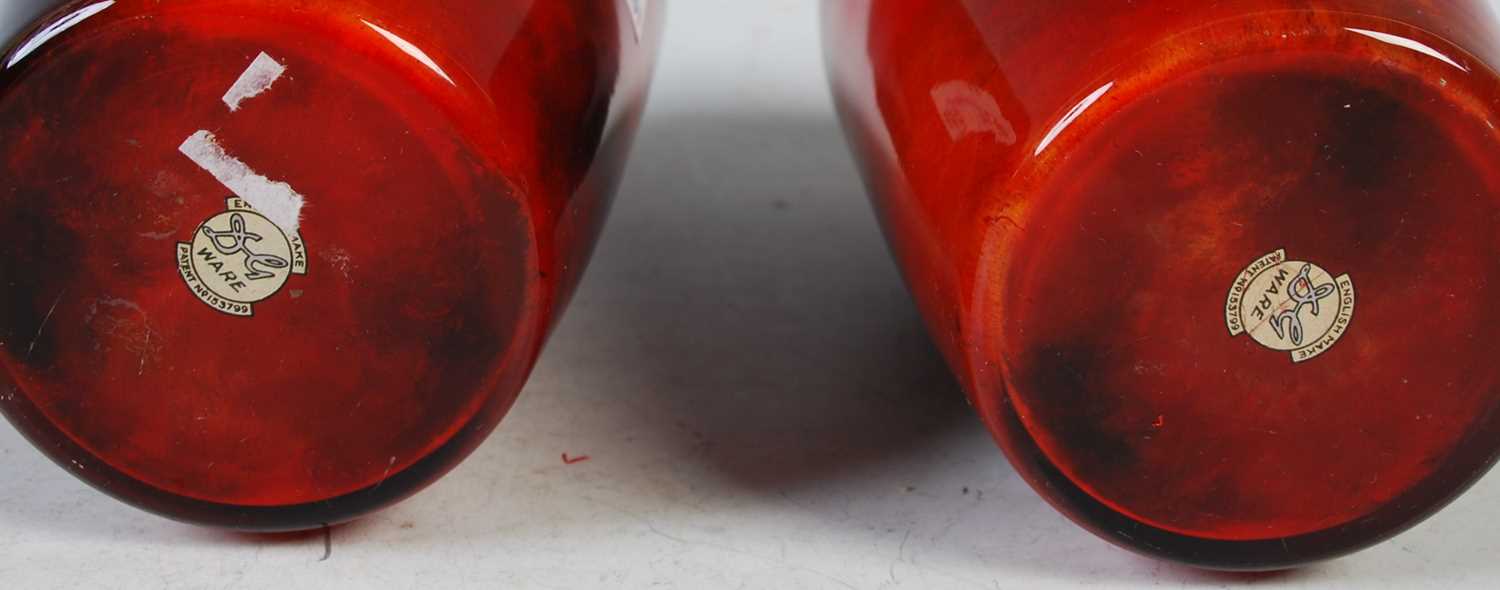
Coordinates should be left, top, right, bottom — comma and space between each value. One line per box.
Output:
1225, 249, 1355, 363
177, 197, 308, 317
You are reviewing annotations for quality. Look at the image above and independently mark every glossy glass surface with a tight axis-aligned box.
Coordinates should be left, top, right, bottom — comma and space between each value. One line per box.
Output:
0, 0, 660, 531
825, 0, 1500, 569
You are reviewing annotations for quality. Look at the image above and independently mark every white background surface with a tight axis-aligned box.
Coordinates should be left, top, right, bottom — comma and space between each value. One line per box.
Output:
3, 1, 1499, 588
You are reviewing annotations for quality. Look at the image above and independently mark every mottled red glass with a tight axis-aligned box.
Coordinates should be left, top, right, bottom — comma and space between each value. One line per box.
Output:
0, 0, 659, 530
825, 0, 1500, 569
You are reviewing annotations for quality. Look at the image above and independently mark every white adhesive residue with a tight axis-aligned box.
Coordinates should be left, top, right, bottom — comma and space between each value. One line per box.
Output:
222, 52, 287, 111
178, 131, 305, 234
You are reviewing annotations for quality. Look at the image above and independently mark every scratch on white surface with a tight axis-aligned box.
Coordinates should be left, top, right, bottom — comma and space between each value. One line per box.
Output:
222, 52, 286, 111
592, 498, 860, 590
890, 528, 911, 583
178, 130, 305, 234
319, 525, 333, 562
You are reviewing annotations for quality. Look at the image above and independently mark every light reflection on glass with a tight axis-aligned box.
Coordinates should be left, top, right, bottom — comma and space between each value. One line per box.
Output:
1346, 28, 1470, 72
1035, 81, 1114, 156
362, 20, 456, 86
6, 1, 116, 69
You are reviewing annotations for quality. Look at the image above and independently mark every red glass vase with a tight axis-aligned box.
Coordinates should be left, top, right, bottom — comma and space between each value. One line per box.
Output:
0, 0, 659, 531
825, 0, 1500, 569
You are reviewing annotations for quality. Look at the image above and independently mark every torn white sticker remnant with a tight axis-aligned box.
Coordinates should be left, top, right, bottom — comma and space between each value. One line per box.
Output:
178, 130, 305, 234
222, 52, 286, 112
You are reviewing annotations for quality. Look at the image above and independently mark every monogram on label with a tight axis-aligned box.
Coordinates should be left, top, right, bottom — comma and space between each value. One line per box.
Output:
1225, 249, 1355, 363
177, 198, 308, 317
